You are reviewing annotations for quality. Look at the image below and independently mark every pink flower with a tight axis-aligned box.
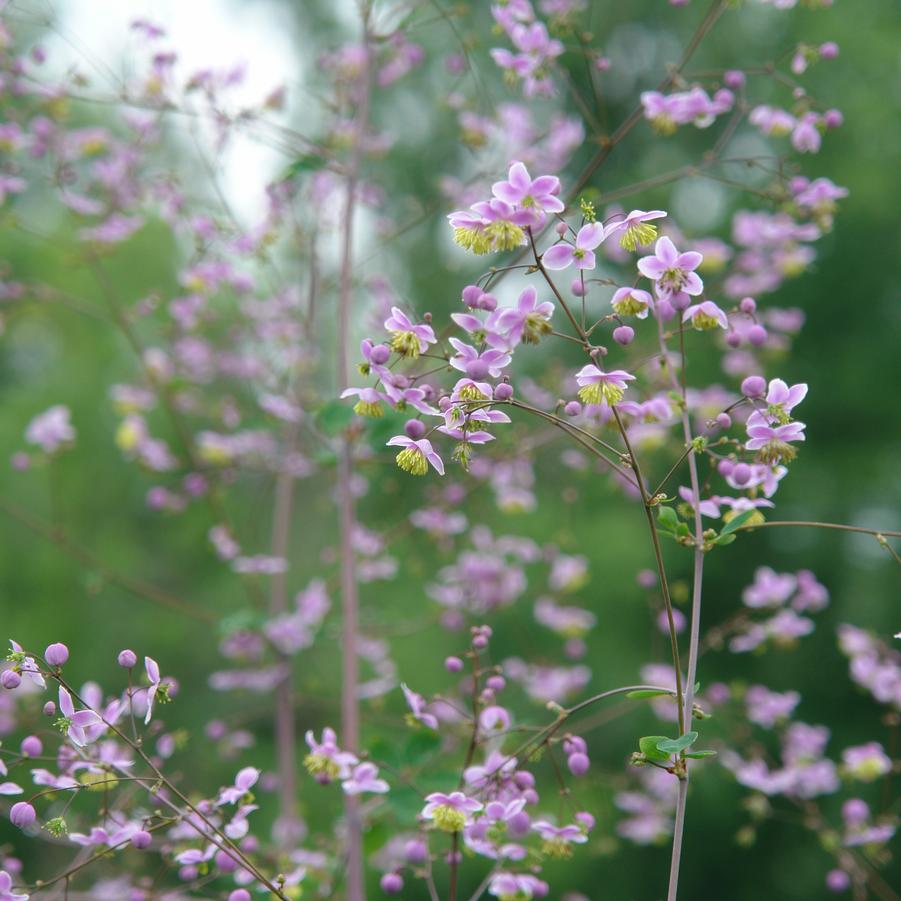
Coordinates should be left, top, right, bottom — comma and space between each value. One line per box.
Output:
604, 209, 666, 251
682, 300, 729, 330
489, 286, 554, 346
342, 762, 389, 795
58, 687, 103, 747
492, 161, 564, 222
637, 236, 704, 299
575, 365, 635, 406
542, 222, 607, 271
383, 307, 436, 358
387, 436, 445, 476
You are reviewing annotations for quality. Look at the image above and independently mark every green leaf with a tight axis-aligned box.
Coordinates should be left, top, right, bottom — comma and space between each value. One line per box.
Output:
714, 509, 757, 543
656, 506, 679, 532
684, 749, 717, 759
315, 400, 355, 436
655, 731, 699, 754
626, 689, 675, 700
638, 735, 673, 763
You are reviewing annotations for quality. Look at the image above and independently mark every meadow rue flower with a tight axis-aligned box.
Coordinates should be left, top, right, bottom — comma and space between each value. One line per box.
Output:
575, 365, 635, 406
605, 209, 666, 251
303, 728, 357, 784
637, 236, 704, 299
402, 683, 438, 729
745, 418, 806, 463
341, 386, 386, 418
542, 222, 606, 271
448, 338, 512, 379
0, 869, 28, 901
383, 307, 436, 359
491, 161, 564, 221
43, 643, 68, 667
841, 742, 892, 782
488, 873, 548, 900
387, 436, 445, 476
762, 378, 808, 423
342, 762, 389, 795
421, 791, 482, 832
217, 767, 260, 805
144, 656, 162, 724
682, 300, 729, 330
611, 286, 652, 319
9, 803, 36, 829
531, 820, 588, 858
25, 405, 75, 453
56, 687, 102, 747
489, 286, 554, 345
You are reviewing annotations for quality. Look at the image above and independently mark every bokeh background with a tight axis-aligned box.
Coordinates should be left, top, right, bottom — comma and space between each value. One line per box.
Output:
2, 0, 900, 897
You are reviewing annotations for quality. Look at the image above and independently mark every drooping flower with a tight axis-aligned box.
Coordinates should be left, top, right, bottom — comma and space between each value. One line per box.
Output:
575, 365, 635, 406
56, 687, 103, 747
341, 386, 387, 418
448, 338, 511, 379
605, 209, 666, 251
531, 820, 589, 858
144, 657, 162, 724
383, 307, 436, 359
303, 728, 358, 784
611, 286, 652, 319
342, 762, 389, 795
542, 222, 606, 271
682, 300, 729, 330
402, 683, 438, 730
387, 436, 445, 476
421, 791, 482, 832
745, 418, 806, 464
217, 767, 260, 805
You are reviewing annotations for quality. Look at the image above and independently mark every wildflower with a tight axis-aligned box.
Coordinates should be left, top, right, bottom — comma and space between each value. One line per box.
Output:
542, 222, 606, 271
605, 209, 667, 251
575, 365, 635, 406
682, 300, 729, 330
341, 386, 386, 418
611, 286, 652, 319
0, 869, 29, 901
342, 762, 389, 795
489, 286, 554, 346
144, 656, 162, 724
448, 338, 512, 379
402, 683, 439, 729
217, 767, 260, 805
9, 802, 36, 829
303, 728, 358, 784
745, 418, 806, 464
531, 820, 588, 858
25, 406, 75, 453
762, 378, 808, 424
841, 742, 892, 782
637, 236, 704, 299
387, 436, 445, 476
491, 161, 564, 221
383, 307, 436, 359
56, 687, 103, 747
488, 873, 548, 900
421, 791, 482, 832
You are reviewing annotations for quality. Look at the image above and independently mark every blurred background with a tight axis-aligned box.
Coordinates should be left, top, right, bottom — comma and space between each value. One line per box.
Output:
1, 0, 900, 897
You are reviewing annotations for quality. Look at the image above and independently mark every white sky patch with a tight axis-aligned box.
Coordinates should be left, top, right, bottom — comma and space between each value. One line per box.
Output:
38, 0, 303, 222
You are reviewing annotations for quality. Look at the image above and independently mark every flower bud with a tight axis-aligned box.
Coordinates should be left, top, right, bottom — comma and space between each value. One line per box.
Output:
486, 675, 505, 692
564, 401, 581, 417
370, 343, 391, 365
567, 752, 590, 776
215, 850, 237, 872
131, 830, 153, 850
739, 296, 756, 315
823, 108, 843, 128
570, 278, 586, 297
826, 870, 851, 892
508, 811, 531, 836
819, 41, 839, 59
461, 284, 483, 308
404, 838, 428, 864
472, 634, 488, 650
555, 222, 568, 237
741, 376, 766, 398
380, 873, 404, 894
444, 656, 464, 673
613, 325, 634, 345
118, 649, 138, 669
841, 798, 869, 827
1, 670, 22, 690
715, 412, 732, 429
748, 324, 767, 346
10, 802, 36, 829
44, 643, 69, 666
670, 292, 691, 312
655, 299, 676, 321
732, 463, 752, 486
725, 331, 741, 348
479, 292, 498, 312
229, 892, 252, 901
723, 69, 746, 89
404, 419, 426, 440
717, 458, 734, 476
20, 736, 42, 757
494, 383, 513, 401
43, 701, 56, 716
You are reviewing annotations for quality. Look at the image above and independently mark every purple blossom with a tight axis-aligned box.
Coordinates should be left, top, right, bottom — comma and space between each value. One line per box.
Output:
489, 286, 555, 346
604, 209, 666, 251
217, 766, 260, 805
448, 338, 511, 379
491, 161, 564, 222
542, 223, 607, 271
575, 365, 635, 406
342, 762, 389, 795
637, 236, 704, 300
387, 436, 445, 476
57, 687, 103, 747
682, 300, 729, 330
383, 307, 437, 358
402, 683, 438, 730
24, 406, 75, 453
421, 791, 482, 832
